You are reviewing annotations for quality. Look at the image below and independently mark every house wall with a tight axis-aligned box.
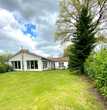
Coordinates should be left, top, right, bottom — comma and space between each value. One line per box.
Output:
9, 53, 43, 71
50, 61, 55, 69
55, 62, 59, 69
9, 52, 69, 71
64, 62, 68, 69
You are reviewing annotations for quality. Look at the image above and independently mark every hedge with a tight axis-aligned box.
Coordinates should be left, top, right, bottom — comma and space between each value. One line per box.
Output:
85, 49, 107, 96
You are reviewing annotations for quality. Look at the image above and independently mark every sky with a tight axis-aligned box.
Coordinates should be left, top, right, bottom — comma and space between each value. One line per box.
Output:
0, 0, 65, 57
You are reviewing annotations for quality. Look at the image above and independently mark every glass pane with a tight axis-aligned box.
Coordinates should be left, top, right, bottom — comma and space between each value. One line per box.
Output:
35, 61, 38, 69
18, 61, 21, 69
15, 61, 17, 69
27, 61, 30, 69
31, 61, 34, 69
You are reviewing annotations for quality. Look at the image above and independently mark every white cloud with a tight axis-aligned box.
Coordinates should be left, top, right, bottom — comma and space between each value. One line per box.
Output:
0, 8, 15, 28
0, 8, 63, 57
0, 8, 49, 56
0, 9, 36, 48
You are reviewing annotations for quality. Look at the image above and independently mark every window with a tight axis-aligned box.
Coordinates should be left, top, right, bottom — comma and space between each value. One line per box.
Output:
51, 62, 55, 69
27, 60, 38, 69
43, 61, 48, 69
27, 61, 30, 69
12, 61, 21, 69
31, 61, 34, 69
12, 61, 15, 68
18, 61, 21, 69
34, 61, 38, 69
59, 62, 64, 68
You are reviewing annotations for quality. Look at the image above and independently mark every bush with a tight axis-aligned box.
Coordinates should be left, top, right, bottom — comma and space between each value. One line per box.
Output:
0, 64, 6, 73
0, 63, 13, 73
85, 49, 107, 96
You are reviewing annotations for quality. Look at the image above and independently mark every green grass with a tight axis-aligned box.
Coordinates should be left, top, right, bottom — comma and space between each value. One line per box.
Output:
0, 70, 105, 110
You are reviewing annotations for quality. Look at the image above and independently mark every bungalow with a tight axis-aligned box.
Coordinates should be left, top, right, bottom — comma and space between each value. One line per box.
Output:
8, 49, 68, 71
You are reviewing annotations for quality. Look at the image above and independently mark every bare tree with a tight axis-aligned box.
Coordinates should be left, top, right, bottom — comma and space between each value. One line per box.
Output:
56, 0, 107, 43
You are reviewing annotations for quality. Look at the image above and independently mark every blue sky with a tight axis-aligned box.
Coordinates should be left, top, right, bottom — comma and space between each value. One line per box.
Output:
22, 23, 37, 37
0, 0, 64, 57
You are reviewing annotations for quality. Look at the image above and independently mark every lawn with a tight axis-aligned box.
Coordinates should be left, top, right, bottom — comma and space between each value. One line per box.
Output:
0, 70, 105, 110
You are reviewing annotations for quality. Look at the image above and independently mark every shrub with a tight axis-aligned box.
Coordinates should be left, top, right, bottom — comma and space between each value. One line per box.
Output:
85, 49, 107, 96
0, 63, 13, 73
0, 64, 6, 73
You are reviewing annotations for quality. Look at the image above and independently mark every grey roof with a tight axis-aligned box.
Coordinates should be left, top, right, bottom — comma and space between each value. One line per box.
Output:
9, 49, 49, 60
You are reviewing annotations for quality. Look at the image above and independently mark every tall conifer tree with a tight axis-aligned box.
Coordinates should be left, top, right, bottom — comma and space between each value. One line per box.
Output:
69, 6, 96, 73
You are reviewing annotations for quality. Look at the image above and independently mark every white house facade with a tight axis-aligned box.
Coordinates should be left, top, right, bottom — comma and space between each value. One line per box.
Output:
8, 49, 68, 71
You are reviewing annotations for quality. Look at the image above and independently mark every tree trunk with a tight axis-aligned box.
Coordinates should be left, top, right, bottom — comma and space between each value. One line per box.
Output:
80, 63, 84, 74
